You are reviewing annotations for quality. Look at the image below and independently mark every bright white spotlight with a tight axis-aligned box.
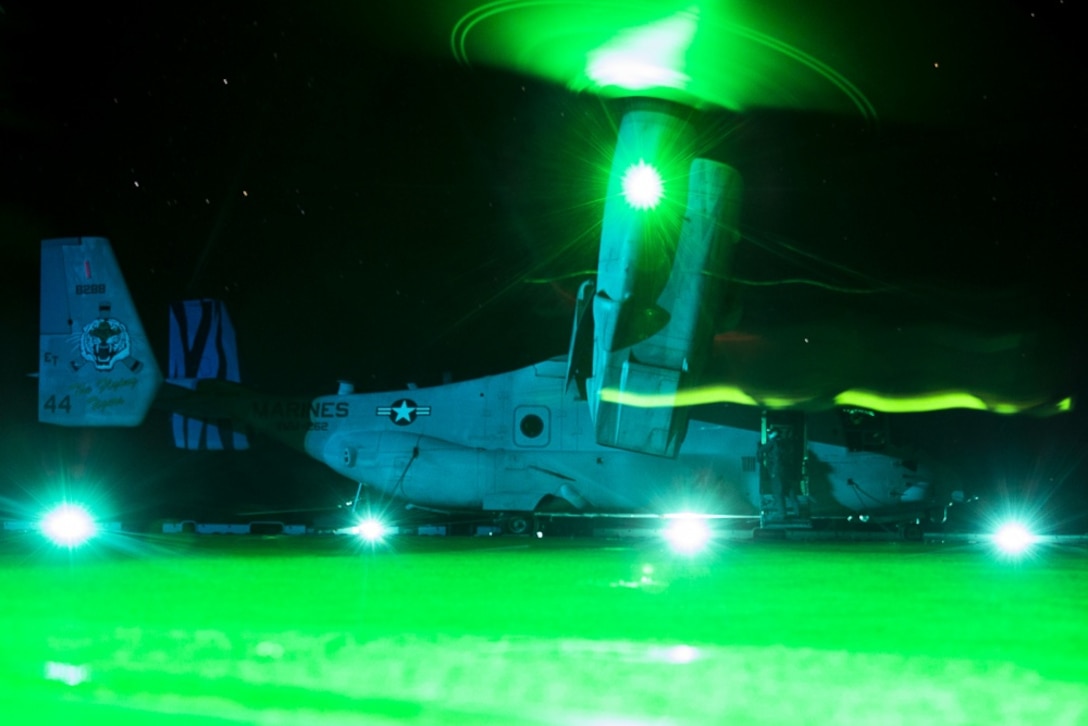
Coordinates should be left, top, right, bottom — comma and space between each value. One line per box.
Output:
40, 504, 98, 547
356, 517, 386, 542
622, 159, 664, 210
993, 521, 1036, 556
662, 514, 711, 554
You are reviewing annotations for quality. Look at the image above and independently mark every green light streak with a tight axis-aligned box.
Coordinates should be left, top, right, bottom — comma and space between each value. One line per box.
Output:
728, 277, 898, 294
450, 0, 526, 65
523, 270, 599, 283
713, 20, 877, 121
832, 390, 989, 414
601, 385, 1072, 415
601, 386, 756, 408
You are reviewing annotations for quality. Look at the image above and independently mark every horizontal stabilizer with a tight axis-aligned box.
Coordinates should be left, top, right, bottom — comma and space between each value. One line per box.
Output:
168, 299, 249, 450
172, 414, 248, 450
38, 237, 162, 426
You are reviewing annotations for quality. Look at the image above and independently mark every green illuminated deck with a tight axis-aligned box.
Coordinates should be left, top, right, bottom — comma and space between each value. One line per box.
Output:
2, 534, 1086, 723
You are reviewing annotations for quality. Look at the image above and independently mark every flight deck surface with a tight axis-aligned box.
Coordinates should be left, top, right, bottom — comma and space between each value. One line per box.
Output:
2, 533, 1086, 724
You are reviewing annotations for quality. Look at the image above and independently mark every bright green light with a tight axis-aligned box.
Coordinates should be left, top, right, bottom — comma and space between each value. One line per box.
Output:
993, 522, 1036, 556
662, 513, 710, 554
622, 159, 664, 210
40, 504, 97, 547
585, 6, 696, 92
356, 517, 386, 542
451, 2, 878, 120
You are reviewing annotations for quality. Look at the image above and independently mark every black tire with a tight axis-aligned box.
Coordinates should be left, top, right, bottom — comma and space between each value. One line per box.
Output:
505, 515, 532, 535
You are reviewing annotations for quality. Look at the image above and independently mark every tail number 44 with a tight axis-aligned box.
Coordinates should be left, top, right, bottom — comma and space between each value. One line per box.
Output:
44, 395, 72, 413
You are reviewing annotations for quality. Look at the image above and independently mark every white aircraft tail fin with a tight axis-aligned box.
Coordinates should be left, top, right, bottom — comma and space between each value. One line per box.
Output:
39, 237, 163, 426
168, 299, 250, 450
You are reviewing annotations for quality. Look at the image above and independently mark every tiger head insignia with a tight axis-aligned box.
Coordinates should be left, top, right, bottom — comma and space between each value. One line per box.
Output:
79, 317, 131, 371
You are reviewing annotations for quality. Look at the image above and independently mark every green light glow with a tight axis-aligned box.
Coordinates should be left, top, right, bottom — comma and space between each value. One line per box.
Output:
600, 385, 1071, 415
993, 522, 1036, 556
40, 504, 97, 548
833, 390, 990, 414
585, 6, 696, 92
356, 517, 386, 541
662, 513, 711, 554
621, 159, 664, 210
451, 1, 877, 119
5, 537, 1088, 720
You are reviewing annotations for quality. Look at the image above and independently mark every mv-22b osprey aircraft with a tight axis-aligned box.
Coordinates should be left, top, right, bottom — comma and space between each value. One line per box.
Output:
38, 103, 940, 535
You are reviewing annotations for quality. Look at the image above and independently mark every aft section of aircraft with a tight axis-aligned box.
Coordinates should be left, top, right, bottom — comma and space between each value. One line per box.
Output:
36, 102, 942, 532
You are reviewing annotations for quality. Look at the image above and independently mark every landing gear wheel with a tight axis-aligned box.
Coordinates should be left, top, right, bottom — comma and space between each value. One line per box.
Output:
504, 515, 532, 535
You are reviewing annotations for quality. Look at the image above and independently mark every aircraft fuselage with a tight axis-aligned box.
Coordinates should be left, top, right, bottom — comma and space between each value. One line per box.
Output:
263, 358, 936, 519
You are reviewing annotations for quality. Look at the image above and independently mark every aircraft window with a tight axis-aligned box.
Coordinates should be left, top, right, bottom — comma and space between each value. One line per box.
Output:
520, 414, 545, 439
838, 408, 888, 452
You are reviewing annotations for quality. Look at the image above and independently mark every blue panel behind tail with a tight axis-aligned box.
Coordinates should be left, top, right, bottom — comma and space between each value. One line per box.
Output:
168, 299, 249, 450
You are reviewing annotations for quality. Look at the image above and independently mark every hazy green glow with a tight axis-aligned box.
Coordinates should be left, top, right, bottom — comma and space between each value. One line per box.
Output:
451, 1, 877, 119
621, 159, 664, 209
4, 537, 1087, 721
585, 5, 696, 92
601, 385, 1069, 415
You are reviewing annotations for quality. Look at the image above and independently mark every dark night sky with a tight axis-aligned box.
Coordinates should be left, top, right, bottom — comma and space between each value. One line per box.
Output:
1, 1, 1085, 526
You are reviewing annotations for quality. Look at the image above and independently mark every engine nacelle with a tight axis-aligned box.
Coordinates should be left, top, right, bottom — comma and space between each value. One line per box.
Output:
587, 107, 743, 457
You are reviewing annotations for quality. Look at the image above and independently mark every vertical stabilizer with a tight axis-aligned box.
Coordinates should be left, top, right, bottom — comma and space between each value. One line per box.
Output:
168, 299, 249, 450
39, 237, 163, 426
